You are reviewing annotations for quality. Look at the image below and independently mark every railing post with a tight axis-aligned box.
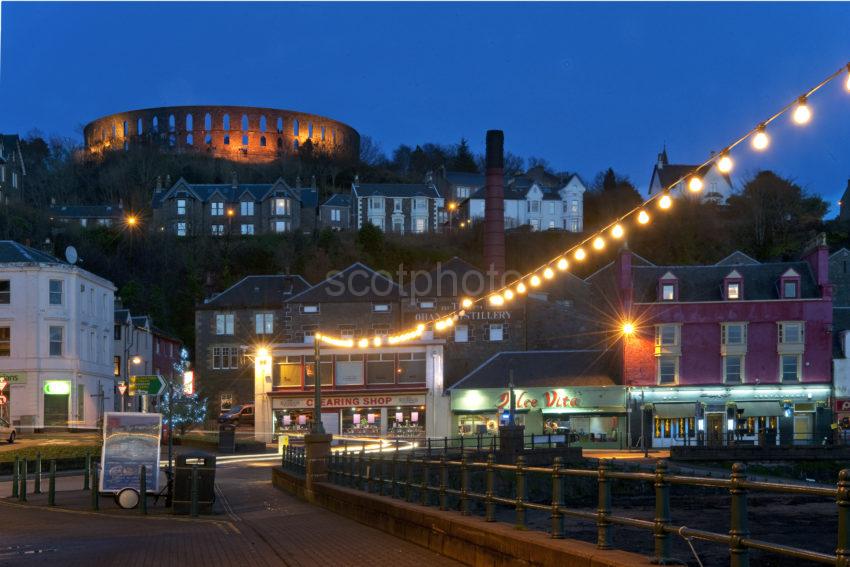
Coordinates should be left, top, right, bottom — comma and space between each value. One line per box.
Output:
90, 462, 99, 511
460, 454, 470, 516
596, 460, 611, 549
48, 460, 56, 507
18, 459, 27, 502
405, 454, 414, 502
837, 469, 849, 567
357, 449, 365, 491
391, 449, 399, 498
485, 453, 495, 522
531, 434, 535, 450
34, 453, 42, 494
83, 452, 91, 491
439, 455, 448, 510
427, 438, 432, 458
477, 433, 482, 452
515, 455, 526, 529
551, 457, 563, 539
654, 460, 672, 563
420, 454, 429, 506
443, 436, 448, 459
11, 456, 19, 499
366, 453, 374, 494
729, 463, 750, 567
139, 464, 147, 515
349, 450, 357, 488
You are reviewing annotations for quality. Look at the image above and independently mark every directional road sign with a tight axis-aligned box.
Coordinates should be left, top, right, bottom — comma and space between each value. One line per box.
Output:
129, 375, 166, 396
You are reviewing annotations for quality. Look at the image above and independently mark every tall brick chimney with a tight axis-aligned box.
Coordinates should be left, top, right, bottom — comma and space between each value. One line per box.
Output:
484, 130, 505, 275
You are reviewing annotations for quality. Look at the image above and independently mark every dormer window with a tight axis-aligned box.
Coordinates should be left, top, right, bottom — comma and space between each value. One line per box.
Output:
658, 272, 678, 302
780, 268, 801, 299
724, 270, 743, 301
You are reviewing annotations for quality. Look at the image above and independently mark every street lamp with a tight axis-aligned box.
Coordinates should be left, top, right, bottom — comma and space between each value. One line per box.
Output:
128, 356, 143, 412
447, 202, 457, 230
312, 336, 325, 434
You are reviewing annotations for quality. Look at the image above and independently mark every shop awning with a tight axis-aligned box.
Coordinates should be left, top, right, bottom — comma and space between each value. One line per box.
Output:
735, 401, 783, 417
652, 403, 694, 418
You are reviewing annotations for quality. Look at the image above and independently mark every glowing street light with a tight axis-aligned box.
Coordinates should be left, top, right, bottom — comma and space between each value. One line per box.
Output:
622, 322, 635, 335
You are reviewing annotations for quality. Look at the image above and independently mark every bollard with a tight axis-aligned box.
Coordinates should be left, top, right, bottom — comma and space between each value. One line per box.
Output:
654, 460, 672, 562
83, 452, 91, 491
460, 454, 470, 516
596, 460, 611, 549
485, 453, 495, 522
729, 463, 750, 567
34, 453, 42, 494
11, 456, 19, 499
90, 462, 99, 511
48, 460, 56, 506
420, 454, 429, 506
439, 455, 448, 510
515, 455, 526, 529
139, 465, 147, 515
405, 454, 414, 502
551, 457, 564, 539
190, 465, 199, 517
18, 459, 27, 502
837, 469, 849, 567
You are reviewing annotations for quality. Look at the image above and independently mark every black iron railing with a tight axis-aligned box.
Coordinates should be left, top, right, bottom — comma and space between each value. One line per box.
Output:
316, 449, 850, 567
281, 445, 306, 473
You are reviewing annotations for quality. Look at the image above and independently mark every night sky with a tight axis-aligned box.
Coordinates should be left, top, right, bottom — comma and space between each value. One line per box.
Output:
2, 2, 850, 212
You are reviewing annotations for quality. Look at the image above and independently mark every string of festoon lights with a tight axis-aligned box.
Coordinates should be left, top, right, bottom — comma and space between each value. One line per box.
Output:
312, 62, 850, 350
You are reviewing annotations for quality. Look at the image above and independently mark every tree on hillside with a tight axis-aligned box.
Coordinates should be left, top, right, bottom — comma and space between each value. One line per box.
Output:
359, 135, 387, 167
727, 171, 828, 260
583, 168, 643, 232
450, 138, 479, 173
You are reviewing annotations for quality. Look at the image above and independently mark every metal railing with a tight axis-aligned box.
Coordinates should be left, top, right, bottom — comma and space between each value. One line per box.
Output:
282, 445, 306, 474
305, 449, 850, 566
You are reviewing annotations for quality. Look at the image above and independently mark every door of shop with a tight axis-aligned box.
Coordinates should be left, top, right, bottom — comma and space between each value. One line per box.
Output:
707, 414, 724, 447
44, 393, 69, 430
793, 413, 814, 445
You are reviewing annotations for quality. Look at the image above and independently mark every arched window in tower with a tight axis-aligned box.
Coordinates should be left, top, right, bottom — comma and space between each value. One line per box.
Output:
277, 117, 283, 133
205, 133, 212, 145
168, 114, 176, 132
111, 124, 116, 138
241, 114, 249, 131
223, 114, 231, 131
308, 122, 313, 138
122, 121, 128, 137
224, 135, 230, 145
277, 137, 283, 149
260, 136, 267, 147
204, 113, 212, 131
259, 115, 267, 132
101, 129, 105, 142
293, 139, 299, 150
293, 119, 299, 137
152, 117, 159, 132
186, 114, 193, 131
168, 134, 176, 147
187, 134, 194, 145
137, 118, 143, 135
332, 129, 336, 144
242, 134, 249, 146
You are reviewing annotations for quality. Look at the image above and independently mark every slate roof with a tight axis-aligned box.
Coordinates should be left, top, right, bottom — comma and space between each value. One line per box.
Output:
834, 308, 850, 357
631, 261, 819, 303
114, 309, 132, 325
468, 175, 580, 201
286, 263, 400, 303
298, 187, 318, 208
715, 251, 760, 266
322, 193, 352, 208
132, 316, 150, 329
353, 183, 441, 199
203, 275, 311, 308
49, 205, 124, 219
154, 178, 298, 209
448, 350, 618, 390
443, 171, 486, 188
650, 162, 731, 194
0, 241, 64, 265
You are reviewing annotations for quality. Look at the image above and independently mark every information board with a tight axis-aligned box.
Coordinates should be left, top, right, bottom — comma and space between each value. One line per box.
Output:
99, 412, 162, 493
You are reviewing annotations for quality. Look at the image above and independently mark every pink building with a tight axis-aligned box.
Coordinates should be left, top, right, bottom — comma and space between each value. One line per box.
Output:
591, 238, 833, 448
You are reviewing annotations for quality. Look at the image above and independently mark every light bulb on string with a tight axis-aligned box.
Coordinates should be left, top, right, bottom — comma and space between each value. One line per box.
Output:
688, 176, 704, 193
489, 294, 504, 307
717, 153, 734, 174
516, 282, 527, 294
557, 257, 569, 270
751, 125, 769, 151
373, 337, 382, 347
461, 297, 473, 308
592, 236, 605, 250
659, 194, 672, 210
611, 224, 625, 239
530, 275, 541, 287
574, 247, 587, 261
543, 267, 554, 279
792, 96, 811, 125
358, 338, 369, 348
503, 289, 514, 301
637, 210, 650, 224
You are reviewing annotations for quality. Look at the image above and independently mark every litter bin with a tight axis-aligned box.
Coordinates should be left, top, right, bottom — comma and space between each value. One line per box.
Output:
173, 451, 216, 514
219, 424, 236, 454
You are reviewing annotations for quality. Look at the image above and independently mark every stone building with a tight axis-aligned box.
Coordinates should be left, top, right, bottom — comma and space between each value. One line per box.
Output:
319, 193, 353, 230
648, 147, 733, 200
152, 176, 302, 237
0, 134, 25, 203
352, 178, 442, 233
194, 274, 310, 416
48, 204, 125, 231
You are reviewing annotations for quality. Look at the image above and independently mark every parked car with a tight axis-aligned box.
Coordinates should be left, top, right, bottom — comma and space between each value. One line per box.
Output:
218, 404, 255, 427
0, 416, 16, 443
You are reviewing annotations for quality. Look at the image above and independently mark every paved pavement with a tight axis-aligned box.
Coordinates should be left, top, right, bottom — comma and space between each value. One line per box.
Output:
0, 461, 462, 566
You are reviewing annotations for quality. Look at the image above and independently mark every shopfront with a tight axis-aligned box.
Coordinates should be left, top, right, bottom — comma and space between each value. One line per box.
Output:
450, 386, 628, 449
635, 385, 832, 448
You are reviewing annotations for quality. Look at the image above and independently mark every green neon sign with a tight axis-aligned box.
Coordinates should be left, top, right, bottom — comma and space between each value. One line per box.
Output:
43, 381, 71, 395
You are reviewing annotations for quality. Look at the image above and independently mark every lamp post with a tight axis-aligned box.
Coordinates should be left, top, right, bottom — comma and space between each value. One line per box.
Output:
447, 202, 457, 231
312, 338, 325, 434
507, 369, 516, 426
128, 356, 142, 412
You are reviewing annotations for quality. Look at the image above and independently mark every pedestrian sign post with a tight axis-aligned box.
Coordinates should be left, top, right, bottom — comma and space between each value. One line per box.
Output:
129, 375, 166, 396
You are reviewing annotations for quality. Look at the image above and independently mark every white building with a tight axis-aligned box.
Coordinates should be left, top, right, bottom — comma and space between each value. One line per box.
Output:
466, 175, 586, 232
648, 147, 733, 200
0, 241, 116, 431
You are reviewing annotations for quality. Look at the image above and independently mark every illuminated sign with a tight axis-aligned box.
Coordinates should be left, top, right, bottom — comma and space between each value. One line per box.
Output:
450, 387, 627, 413
43, 381, 71, 396
271, 394, 425, 410
182, 371, 194, 395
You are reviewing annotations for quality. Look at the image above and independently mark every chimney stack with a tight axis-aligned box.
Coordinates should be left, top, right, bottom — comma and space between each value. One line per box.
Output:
165, 174, 172, 187
484, 130, 506, 275
231, 171, 238, 189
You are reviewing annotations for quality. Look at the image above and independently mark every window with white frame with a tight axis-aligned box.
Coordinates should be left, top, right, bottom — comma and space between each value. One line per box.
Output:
783, 280, 799, 299
454, 324, 468, 343
302, 304, 319, 314
211, 202, 224, 216
414, 198, 426, 211
530, 219, 540, 231
547, 202, 556, 214
211, 224, 224, 236
340, 326, 355, 339
177, 199, 187, 216
273, 198, 290, 216
722, 323, 746, 345
418, 300, 435, 309
274, 221, 290, 233
779, 322, 804, 344
655, 325, 679, 346
726, 282, 741, 300
780, 354, 801, 381
49, 326, 63, 356
661, 283, 676, 301
370, 197, 383, 210
331, 208, 341, 222
303, 329, 316, 344
255, 313, 273, 334
212, 346, 240, 370
489, 323, 504, 341
571, 200, 578, 213
457, 186, 470, 199
240, 201, 254, 216
215, 313, 234, 335
240, 224, 255, 235
414, 218, 426, 233
723, 355, 744, 383
373, 304, 390, 313
176, 222, 187, 236
0, 327, 10, 356
657, 355, 678, 384
49, 279, 63, 305
528, 201, 540, 214
393, 199, 402, 212
0, 280, 10, 304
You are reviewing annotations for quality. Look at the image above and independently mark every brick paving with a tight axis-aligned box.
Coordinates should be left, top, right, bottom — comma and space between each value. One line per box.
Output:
1, 461, 462, 566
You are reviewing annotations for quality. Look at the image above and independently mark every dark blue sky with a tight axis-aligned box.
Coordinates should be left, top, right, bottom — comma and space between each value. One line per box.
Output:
2, 2, 849, 212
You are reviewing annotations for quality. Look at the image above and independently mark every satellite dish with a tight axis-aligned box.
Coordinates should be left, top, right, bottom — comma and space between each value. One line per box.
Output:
65, 246, 78, 265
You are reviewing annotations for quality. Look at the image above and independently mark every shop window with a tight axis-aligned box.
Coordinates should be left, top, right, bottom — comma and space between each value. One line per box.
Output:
366, 353, 395, 384
389, 406, 425, 439
397, 352, 426, 383
275, 356, 302, 388
305, 355, 333, 386
335, 354, 365, 386
343, 408, 380, 436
